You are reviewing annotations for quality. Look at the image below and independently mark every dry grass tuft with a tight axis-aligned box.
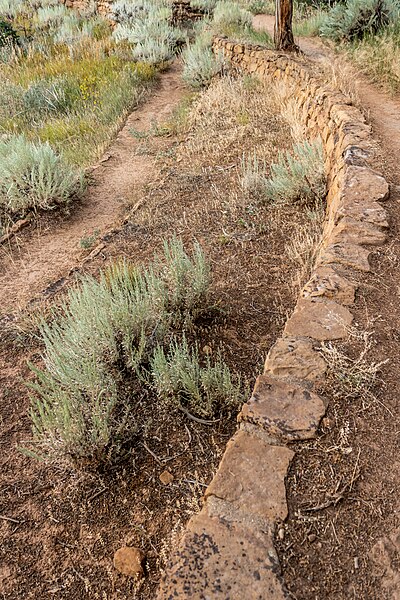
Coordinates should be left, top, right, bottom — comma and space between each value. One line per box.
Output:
319, 326, 388, 402
272, 80, 307, 142
181, 74, 290, 167
321, 55, 360, 105
286, 208, 324, 291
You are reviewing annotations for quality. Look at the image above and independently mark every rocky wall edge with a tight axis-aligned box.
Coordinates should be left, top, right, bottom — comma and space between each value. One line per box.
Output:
156, 38, 389, 598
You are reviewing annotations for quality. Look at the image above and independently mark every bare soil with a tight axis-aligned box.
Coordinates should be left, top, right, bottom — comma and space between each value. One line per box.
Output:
0, 70, 310, 598
255, 14, 400, 600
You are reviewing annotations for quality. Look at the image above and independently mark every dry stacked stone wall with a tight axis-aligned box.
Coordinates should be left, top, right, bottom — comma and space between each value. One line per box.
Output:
157, 38, 390, 598
64, 0, 112, 17
64, 0, 203, 22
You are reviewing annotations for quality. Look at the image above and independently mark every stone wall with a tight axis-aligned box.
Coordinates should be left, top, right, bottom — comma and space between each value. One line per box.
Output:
64, 0, 111, 17
64, 0, 203, 22
157, 38, 389, 598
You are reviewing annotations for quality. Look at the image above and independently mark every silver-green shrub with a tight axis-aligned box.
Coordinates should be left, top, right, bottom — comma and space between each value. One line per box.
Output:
112, 1, 178, 63
54, 15, 95, 45
182, 33, 224, 88
264, 138, 326, 204
111, 0, 168, 23
36, 4, 69, 26
213, 1, 252, 28
22, 76, 81, 120
240, 153, 268, 198
130, 27, 176, 63
0, 0, 24, 18
151, 336, 244, 419
0, 135, 83, 215
191, 0, 217, 13
28, 239, 212, 467
320, 0, 400, 42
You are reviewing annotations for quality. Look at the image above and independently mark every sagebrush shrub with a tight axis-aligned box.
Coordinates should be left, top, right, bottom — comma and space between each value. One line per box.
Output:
247, 0, 274, 14
22, 76, 81, 120
112, 3, 178, 64
320, 0, 399, 41
54, 15, 95, 45
0, 135, 83, 216
240, 153, 268, 197
213, 1, 252, 27
0, 0, 23, 18
131, 35, 175, 64
264, 138, 326, 204
111, 0, 164, 23
191, 0, 217, 12
36, 4, 69, 26
240, 138, 326, 204
151, 336, 244, 419
28, 239, 212, 467
182, 32, 224, 88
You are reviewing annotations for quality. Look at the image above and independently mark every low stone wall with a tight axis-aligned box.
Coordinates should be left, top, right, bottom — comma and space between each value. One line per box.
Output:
64, 0, 203, 22
157, 38, 389, 598
64, 0, 111, 17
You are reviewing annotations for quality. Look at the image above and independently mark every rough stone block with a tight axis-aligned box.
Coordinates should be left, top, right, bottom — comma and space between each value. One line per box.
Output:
157, 508, 288, 600
343, 144, 374, 167
331, 217, 387, 246
264, 337, 327, 382
205, 430, 293, 522
284, 297, 353, 340
335, 201, 389, 229
319, 242, 371, 272
331, 105, 365, 126
302, 265, 356, 306
240, 376, 326, 442
341, 165, 389, 203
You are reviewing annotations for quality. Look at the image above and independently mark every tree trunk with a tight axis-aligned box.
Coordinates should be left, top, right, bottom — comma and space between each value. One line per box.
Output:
274, 0, 298, 52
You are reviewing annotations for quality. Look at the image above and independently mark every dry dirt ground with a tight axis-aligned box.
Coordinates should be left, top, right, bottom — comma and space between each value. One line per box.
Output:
2, 20, 400, 598
255, 14, 400, 600
0, 68, 313, 598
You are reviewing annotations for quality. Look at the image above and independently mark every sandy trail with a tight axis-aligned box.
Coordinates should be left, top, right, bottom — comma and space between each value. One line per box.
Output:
0, 62, 185, 312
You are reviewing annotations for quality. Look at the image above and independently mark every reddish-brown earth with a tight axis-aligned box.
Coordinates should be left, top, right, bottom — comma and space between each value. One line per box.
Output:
2, 18, 400, 598
0, 64, 310, 599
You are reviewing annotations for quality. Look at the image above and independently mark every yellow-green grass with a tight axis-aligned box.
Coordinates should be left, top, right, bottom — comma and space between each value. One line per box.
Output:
0, 39, 158, 166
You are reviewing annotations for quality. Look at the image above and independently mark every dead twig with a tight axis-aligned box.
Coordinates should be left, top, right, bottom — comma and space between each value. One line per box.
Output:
179, 407, 220, 426
0, 214, 33, 245
182, 479, 208, 488
141, 441, 163, 465
302, 472, 361, 513
87, 487, 108, 503
0, 514, 23, 524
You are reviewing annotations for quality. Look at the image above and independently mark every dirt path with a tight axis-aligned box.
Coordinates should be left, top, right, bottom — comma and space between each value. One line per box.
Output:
255, 13, 400, 600
0, 62, 185, 312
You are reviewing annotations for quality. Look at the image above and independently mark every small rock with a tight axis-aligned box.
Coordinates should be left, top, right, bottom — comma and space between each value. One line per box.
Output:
202, 345, 212, 355
159, 470, 174, 485
322, 417, 333, 430
354, 556, 359, 570
308, 534, 317, 543
113, 546, 145, 578
278, 528, 285, 541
